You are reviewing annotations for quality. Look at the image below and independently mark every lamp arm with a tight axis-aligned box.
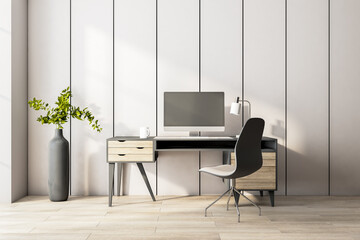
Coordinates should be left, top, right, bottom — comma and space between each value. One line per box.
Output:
242, 100, 251, 118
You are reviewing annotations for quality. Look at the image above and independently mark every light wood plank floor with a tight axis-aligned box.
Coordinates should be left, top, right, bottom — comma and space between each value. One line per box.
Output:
1, 195, 360, 240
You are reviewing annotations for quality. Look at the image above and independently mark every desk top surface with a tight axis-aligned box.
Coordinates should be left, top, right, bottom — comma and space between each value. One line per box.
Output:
107, 136, 276, 142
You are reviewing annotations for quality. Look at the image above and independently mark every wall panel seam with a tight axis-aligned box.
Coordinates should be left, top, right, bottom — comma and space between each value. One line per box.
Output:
69, 0, 72, 196
155, 0, 158, 196
113, 0, 115, 138
198, 0, 201, 195
241, 0, 244, 127
26, 0, 29, 196
284, 0, 288, 196
328, 0, 331, 196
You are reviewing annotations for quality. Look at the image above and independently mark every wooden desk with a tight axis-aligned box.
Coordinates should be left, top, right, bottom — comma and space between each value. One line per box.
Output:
107, 136, 277, 207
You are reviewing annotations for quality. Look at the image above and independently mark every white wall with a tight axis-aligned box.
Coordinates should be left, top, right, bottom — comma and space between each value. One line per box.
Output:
11, 0, 28, 202
330, 0, 360, 195
0, 0, 12, 203
287, 0, 329, 195
71, 0, 113, 196
28, 0, 360, 196
0, 0, 28, 203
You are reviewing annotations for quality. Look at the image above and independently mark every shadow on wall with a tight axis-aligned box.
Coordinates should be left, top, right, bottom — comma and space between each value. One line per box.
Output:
71, 101, 109, 196
286, 146, 328, 195
122, 162, 156, 196
271, 119, 285, 140
88, 150, 107, 196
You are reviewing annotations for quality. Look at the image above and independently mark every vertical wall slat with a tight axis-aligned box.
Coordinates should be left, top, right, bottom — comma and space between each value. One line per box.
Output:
11, 0, 28, 202
330, 0, 360, 195
0, 0, 11, 202
287, 0, 329, 195
71, 0, 113, 195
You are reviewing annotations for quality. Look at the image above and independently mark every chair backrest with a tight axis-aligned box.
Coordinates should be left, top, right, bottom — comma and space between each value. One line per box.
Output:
229, 118, 265, 179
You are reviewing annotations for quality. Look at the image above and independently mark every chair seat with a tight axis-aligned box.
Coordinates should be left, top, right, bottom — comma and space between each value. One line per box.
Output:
199, 164, 235, 178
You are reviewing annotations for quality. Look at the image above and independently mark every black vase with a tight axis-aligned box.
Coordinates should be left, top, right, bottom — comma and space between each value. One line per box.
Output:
48, 129, 69, 201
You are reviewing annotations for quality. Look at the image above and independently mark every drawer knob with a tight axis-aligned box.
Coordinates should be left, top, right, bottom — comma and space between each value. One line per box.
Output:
117, 140, 126, 142
118, 154, 126, 156
136, 147, 144, 149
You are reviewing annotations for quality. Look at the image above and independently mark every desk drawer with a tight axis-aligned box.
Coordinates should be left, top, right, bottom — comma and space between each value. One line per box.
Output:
235, 166, 276, 189
108, 154, 153, 163
231, 151, 276, 190
108, 140, 153, 148
108, 147, 153, 155
262, 152, 276, 160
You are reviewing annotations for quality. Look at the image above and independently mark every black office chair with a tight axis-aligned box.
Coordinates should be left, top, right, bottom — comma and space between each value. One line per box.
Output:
199, 118, 265, 222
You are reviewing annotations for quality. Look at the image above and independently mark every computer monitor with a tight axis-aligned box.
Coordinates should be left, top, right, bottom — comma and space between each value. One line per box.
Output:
164, 92, 225, 132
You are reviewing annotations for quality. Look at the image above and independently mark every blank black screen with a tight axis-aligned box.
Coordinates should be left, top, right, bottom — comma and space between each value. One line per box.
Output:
164, 92, 224, 127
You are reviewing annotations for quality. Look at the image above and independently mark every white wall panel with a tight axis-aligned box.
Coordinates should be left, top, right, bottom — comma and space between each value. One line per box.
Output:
330, 0, 360, 195
114, 0, 156, 136
287, 0, 328, 195
0, 0, 12, 203
200, 0, 242, 194
28, 0, 360, 197
114, 0, 156, 195
11, 0, 28, 202
157, 0, 199, 195
28, 0, 70, 195
244, 0, 285, 195
71, 0, 113, 195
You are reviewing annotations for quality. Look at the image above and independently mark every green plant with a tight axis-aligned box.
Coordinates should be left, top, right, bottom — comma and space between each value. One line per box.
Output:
28, 87, 102, 132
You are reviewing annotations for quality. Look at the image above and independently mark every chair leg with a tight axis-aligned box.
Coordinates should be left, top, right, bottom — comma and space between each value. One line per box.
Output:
234, 188, 261, 216
233, 188, 240, 222
226, 189, 232, 211
205, 188, 231, 217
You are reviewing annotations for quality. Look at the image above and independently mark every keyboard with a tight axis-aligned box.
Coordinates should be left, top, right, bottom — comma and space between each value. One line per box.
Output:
154, 136, 234, 140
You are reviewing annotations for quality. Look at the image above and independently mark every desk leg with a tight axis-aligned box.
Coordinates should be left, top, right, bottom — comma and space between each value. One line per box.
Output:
222, 152, 232, 185
109, 163, 115, 207
269, 191, 275, 207
223, 151, 232, 165
136, 163, 156, 201
117, 163, 122, 196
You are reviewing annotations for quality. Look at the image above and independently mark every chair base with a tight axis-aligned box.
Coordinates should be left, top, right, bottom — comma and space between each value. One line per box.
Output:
205, 187, 261, 222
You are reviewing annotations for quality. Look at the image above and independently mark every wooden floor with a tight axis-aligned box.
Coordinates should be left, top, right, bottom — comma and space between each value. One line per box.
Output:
1, 195, 360, 240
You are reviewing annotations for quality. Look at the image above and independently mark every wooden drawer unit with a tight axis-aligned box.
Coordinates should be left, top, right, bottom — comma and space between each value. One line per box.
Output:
108, 147, 153, 155
107, 137, 157, 205
231, 151, 276, 190
107, 138, 155, 163
108, 140, 153, 148
108, 154, 153, 163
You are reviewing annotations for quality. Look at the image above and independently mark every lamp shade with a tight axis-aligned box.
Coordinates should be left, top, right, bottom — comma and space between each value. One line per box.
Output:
230, 102, 240, 115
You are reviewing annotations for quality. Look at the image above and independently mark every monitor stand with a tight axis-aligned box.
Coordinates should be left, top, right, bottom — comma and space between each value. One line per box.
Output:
189, 131, 200, 137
